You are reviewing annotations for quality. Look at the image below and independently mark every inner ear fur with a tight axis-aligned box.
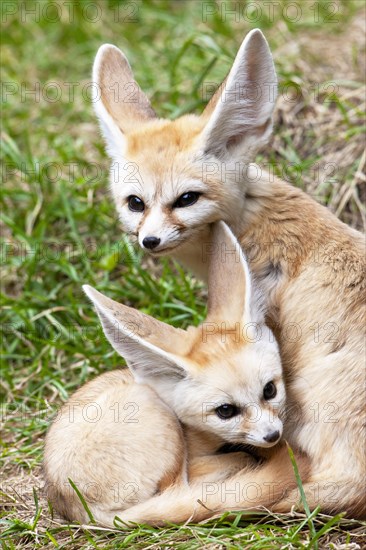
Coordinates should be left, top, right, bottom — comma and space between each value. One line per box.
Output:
94, 44, 157, 134
83, 285, 189, 355
199, 29, 277, 157
205, 222, 252, 326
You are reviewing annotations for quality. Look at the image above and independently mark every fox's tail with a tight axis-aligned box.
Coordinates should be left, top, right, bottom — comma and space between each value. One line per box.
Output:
94, 445, 310, 527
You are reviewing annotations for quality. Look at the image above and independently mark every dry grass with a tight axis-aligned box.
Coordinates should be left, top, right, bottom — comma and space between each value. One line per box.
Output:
267, 7, 366, 230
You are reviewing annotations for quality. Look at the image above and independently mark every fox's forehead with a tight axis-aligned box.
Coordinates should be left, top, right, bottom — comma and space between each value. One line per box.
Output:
112, 116, 228, 205
111, 117, 207, 203
186, 329, 248, 365
185, 329, 281, 381
188, 359, 283, 409
191, 345, 283, 405
125, 115, 205, 159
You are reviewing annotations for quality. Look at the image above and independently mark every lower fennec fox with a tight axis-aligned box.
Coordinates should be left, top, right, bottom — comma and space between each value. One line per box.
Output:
44, 222, 308, 527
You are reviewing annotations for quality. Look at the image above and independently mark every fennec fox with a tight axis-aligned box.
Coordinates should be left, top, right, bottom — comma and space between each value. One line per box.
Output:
93, 29, 365, 518
44, 223, 307, 527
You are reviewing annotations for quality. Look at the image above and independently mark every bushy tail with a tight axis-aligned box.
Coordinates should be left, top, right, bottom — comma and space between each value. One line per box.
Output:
95, 445, 310, 527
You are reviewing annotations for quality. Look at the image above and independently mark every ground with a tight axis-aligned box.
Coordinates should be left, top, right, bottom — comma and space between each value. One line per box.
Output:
1, 1, 365, 548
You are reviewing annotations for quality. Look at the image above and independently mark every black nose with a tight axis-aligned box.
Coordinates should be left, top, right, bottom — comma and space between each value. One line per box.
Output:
263, 430, 280, 443
142, 236, 161, 250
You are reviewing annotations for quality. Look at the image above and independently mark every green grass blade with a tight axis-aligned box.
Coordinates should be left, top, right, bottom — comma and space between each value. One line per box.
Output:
68, 478, 95, 524
287, 444, 319, 549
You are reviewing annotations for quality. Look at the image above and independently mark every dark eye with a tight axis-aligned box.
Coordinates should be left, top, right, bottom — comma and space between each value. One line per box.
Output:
127, 195, 144, 212
263, 381, 277, 400
173, 192, 200, 208
215, 404, 240, 420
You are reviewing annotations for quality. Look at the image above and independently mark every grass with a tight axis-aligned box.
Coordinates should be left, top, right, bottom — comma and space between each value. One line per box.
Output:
1, 0, 365, 548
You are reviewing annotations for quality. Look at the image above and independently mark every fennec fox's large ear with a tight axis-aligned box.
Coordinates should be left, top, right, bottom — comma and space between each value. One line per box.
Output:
92, 44, 157, 158
200, 29, 277, 159
83, 285, 189, 382
206, 221, 253, 326
83, 223, 253, 380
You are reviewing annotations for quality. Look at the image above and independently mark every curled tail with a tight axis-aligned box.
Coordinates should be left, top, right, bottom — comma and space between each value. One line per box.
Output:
96, 445, 309, 527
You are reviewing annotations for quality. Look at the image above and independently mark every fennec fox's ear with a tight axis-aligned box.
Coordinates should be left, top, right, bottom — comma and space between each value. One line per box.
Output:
206, 221, 253, 326
83, 285, 189, 382
92, 44, 156, 158
83, 222, 254, 380
200, 29, 277, 159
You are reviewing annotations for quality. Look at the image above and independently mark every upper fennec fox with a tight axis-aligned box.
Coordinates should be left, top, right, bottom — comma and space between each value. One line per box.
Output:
92, 29, 366, 519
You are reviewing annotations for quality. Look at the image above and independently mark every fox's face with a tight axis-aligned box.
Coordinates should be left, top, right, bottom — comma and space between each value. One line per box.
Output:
168, 332, 285, 448
110, 117, 228, 255
84, 223, 285, 449
93, 30, 277, 254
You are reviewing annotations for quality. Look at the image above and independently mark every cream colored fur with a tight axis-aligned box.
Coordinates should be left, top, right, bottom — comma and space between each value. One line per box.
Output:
44, 223, 308, 527
92, 28, 366, 521
44, 369, 186, 525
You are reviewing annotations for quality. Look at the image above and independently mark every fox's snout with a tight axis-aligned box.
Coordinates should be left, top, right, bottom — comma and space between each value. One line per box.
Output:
136, 208, 181, 253
138, 231, 174, 253
263, 429, 280, 444
142, 236, 161, 250
238, 414, 283, 448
